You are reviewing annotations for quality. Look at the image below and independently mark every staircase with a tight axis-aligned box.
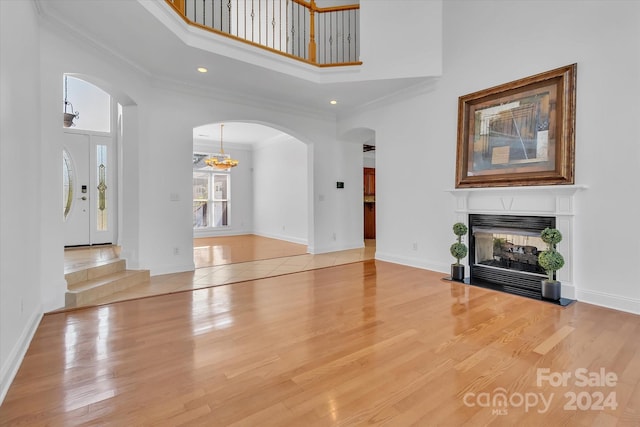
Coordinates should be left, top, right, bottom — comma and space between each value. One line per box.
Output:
64, 246, 150, 308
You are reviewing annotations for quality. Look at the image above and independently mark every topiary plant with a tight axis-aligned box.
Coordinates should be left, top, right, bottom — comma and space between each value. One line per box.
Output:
450, 222, 468, 265
538, 227, 564, 282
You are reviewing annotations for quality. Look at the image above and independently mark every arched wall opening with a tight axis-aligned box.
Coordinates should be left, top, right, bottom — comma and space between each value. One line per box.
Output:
192, 120, 312, 254
60, 72, 139, 265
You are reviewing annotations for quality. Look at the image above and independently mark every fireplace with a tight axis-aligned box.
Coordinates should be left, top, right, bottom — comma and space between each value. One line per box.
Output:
448, 185, 585, 302
469, 214, 555, 300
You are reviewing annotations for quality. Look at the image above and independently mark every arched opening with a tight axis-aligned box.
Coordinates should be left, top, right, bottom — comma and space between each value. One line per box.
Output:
61, 73, 139, 275
192, 121, 311, 267
62, 74, 116, 247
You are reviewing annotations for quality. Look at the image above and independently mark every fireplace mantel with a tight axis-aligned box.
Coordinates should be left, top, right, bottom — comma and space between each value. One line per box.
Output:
447, 185, 587, 217
447, 185, 587, 300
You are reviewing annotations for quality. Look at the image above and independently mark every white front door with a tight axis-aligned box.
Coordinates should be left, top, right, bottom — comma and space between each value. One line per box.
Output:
63, 131, 115, 246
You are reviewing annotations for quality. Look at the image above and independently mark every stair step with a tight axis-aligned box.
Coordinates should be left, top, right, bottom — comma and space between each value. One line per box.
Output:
65, 259, 127, 287
64, 245, 120, 274
65, 269, 150, 307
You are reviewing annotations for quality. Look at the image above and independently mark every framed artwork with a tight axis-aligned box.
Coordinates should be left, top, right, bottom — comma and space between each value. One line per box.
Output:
455, 64, 576, 188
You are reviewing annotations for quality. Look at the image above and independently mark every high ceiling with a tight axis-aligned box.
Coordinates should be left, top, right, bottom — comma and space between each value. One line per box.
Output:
36, 0, 430, 118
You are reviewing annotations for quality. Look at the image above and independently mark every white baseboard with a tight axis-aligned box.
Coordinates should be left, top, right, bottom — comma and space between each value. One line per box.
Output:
193, 229, 251, 238
576, 289, 640, 315
253, 231, 308, 246
0, 305, 43, 405
311, 242, 364, 254
375, 251, 448, 274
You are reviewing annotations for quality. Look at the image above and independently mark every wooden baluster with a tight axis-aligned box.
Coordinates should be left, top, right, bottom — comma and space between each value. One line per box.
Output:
308, 0, 316, 63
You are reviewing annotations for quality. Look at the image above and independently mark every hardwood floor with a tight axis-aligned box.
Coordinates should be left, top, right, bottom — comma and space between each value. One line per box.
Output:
193, 235, 309, 268
2, 261, 639, 426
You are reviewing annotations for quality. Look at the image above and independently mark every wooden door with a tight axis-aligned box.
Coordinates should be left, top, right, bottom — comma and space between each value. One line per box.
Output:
364, 203, 376, 239
363, 167, 375, 195
363, 168, 375, 239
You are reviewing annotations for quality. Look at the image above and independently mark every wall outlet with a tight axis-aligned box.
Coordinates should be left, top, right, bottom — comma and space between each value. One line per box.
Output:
332, 232, 337, 241
412, 242, 418, 251
282, 225, 286, 231
173, 247, 180, 255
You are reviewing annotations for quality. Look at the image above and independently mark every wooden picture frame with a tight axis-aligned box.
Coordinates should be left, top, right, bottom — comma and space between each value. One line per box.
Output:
455, 64, 576, 188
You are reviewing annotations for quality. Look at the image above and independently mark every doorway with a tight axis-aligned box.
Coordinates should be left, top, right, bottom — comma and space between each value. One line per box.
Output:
63, 131, 115, 246
62, 75, 115, 247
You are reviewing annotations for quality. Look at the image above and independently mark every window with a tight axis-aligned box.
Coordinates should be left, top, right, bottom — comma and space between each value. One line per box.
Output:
62, 148, 74, 220
96, 144, 108, 230
193, 153, 230, 228
63, 75, 111, 132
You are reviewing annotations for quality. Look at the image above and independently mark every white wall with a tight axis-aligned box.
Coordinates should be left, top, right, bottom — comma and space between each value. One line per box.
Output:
339, 0, 640, 314
363, 151, 375, 168
253, 135, 308, 244
359, 0, 442, 79
0, 0, 45, 403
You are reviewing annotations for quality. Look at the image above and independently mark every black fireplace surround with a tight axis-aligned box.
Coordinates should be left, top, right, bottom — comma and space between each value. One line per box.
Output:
468, 214, 555, 300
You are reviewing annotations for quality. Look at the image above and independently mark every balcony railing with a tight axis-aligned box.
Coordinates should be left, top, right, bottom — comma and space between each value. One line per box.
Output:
166, 0, 361, 66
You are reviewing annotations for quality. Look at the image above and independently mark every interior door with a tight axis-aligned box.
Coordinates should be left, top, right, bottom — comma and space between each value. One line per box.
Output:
363, 167, 376, 239
64, 133, 91, 246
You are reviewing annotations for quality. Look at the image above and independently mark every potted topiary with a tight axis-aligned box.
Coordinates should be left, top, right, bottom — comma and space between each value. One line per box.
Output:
538, 227, 564, 300
450, 222, 468, 281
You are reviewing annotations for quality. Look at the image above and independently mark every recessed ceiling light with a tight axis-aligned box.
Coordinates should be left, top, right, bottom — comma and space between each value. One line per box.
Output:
197, 67, 208, 73
330, 100, 337, 105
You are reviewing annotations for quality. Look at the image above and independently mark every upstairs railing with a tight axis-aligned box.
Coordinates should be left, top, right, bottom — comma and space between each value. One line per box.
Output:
166, 0, 361, 66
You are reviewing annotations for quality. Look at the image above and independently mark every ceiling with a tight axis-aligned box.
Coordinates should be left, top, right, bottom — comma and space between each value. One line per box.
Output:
36, 0, 426, 143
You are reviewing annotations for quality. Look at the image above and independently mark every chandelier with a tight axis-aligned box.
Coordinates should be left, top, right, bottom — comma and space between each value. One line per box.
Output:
205, 124, 239, 169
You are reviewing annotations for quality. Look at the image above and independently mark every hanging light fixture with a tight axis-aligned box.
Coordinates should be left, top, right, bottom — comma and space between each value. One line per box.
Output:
63, 75, 79, 128
205, 124, 239, 169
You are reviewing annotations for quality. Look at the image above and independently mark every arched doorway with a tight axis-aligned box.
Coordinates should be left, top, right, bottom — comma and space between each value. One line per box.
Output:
62, 75, 116, 247
191, 121, 311, 265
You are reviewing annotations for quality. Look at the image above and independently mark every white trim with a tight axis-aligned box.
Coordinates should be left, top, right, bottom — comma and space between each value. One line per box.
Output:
375, 252, 448, 274
253, 231, 308, 246
0, 306, 43, 405
310, 242, 364, 254
575, 289, 640, 315
193, 229, 250, 238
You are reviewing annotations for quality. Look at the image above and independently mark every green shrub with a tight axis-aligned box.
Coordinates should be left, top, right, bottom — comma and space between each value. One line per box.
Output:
541, 227, 562, 246
453, 222, 468, 237
538, 227, 564, 282
450, 242, 468, 262
538, 251, 564, 274
451, 222, 468, 265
